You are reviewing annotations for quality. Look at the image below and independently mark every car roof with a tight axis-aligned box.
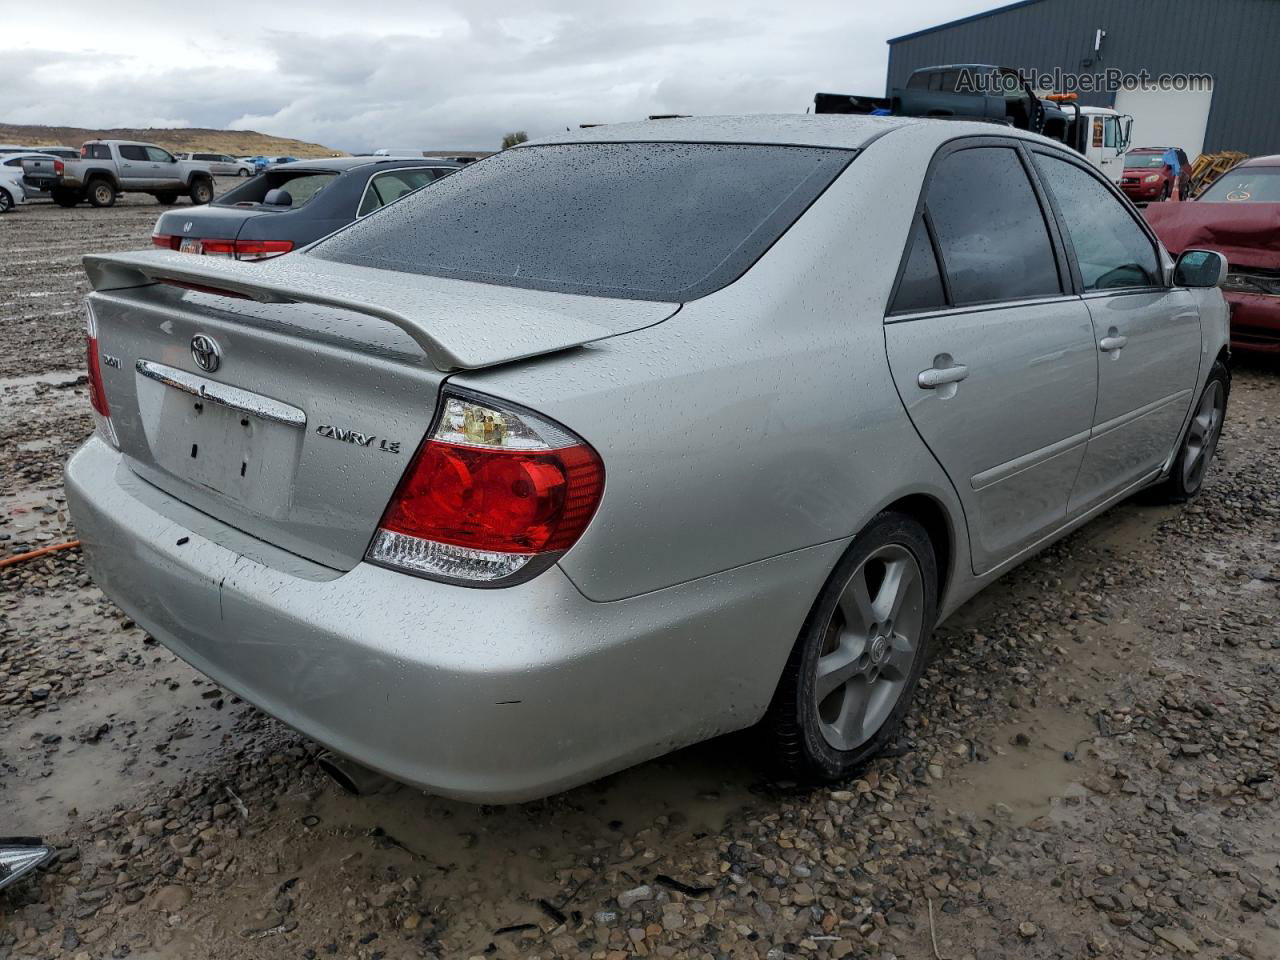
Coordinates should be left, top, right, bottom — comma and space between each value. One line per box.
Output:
1239, 154, 1280, 168
271, 156, 462, 172
525, 114, 920, 151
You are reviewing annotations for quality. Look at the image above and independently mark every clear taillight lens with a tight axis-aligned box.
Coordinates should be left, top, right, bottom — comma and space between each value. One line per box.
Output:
366, 391, 605, 586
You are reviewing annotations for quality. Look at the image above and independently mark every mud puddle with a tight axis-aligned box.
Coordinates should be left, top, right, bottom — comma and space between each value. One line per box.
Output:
3, 657, 235, 836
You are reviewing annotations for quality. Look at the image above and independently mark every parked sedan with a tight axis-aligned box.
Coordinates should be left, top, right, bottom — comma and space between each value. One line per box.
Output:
0, 163, 26, 212
68, 117, 1230, 802
151, 157, 461, 261
1145, 154, 1280, 353
176, 152, 256, 177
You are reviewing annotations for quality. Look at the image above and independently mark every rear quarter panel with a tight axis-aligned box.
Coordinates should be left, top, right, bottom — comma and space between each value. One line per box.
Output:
456, 124, 967, 604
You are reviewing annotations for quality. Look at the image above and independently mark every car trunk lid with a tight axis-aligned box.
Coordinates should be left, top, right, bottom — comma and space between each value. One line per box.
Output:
84, 250, 675, 569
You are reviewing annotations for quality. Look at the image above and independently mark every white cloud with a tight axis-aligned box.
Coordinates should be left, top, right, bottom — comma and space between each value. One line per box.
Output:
3, 0, 1003, 150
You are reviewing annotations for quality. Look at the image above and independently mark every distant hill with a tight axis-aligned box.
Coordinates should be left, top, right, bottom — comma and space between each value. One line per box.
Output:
0, 123, 344, 158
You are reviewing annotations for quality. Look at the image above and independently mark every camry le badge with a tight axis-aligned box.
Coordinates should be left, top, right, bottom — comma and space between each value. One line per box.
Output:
190, 334, 221, 373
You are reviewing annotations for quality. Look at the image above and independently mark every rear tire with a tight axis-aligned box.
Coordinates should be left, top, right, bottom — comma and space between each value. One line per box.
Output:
0, 189, 12, 213
761, 511, 937, 782
155, 191, 179, 205
51, 188, 80, 207
88, 179, 116, 207
1148, 361, 1230, 503
188, 179, 213, 205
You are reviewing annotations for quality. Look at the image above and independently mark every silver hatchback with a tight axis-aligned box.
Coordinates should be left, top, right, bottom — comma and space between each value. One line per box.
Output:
66, 116, 1231, 801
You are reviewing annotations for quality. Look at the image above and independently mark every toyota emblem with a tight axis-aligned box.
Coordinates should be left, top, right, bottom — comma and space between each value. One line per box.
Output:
190, 333, 221, 372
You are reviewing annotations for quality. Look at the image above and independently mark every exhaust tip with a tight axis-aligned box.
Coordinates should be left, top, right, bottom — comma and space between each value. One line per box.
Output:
315, 751, 394, 796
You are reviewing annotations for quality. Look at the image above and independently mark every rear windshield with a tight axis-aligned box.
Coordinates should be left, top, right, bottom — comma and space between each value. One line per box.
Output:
213, 170, 338, 208
308, 142, 852, 301
1199, 167, 1280, 203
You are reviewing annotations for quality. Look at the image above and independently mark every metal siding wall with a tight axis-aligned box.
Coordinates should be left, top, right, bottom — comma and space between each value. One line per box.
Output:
886, 0, 1280, 155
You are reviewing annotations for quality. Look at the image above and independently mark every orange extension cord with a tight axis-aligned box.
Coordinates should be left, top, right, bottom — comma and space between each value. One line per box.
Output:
0, 540, 81, 569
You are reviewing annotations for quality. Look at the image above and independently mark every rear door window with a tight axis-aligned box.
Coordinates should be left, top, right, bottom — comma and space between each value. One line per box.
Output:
1034, 152, 1161, 289
117, 145, 147, 161
925, 146, 1062, 304
358, 169, 437, 217
310, 142, 853, 302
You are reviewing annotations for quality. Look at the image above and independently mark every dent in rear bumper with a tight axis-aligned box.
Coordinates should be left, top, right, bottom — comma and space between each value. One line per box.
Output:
65, 436, 841, 802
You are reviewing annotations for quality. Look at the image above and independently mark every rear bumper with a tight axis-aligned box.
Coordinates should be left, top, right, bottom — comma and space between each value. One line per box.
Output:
66, 436, 837, 801
1226, 292, 1280, 354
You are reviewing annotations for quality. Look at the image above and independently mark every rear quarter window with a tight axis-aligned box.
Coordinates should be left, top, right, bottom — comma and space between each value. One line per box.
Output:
308, 142, 852, 302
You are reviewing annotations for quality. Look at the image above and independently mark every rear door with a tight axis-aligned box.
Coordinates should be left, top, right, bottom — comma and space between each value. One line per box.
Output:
883, 139, 1099, 575
1030, 149, 1201, 512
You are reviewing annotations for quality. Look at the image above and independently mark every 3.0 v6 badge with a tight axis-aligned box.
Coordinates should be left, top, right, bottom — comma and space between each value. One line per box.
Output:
315, 424, 401, 455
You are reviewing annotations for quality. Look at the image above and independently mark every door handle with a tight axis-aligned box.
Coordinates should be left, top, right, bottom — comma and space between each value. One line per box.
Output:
917, 362, 970, 389
1099, 334, 1128, 353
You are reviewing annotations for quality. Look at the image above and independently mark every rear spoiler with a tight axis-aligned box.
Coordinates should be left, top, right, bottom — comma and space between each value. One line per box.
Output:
82, 250, 626, 373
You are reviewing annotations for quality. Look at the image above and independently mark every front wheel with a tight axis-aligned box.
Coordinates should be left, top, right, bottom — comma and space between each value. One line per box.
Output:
238, 168, 250, 177
1149, 361, 1229, 503
189, 179, 213, 205
0, 188, 12, 213
761, 511, 937, 782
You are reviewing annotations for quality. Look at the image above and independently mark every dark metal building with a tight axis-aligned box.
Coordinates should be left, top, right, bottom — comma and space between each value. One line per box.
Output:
886, 0, 1280, 156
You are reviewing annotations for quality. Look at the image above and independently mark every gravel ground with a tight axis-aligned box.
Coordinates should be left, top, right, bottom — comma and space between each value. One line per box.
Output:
2, 190, 1279, 960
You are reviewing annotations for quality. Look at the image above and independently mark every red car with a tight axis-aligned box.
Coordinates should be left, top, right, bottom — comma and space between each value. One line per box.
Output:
1144, 155, 1280, 353
1120, 147, 1190, 203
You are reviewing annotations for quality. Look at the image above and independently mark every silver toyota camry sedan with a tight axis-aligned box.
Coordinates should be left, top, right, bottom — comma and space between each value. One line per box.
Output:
66, 115, 1231, 801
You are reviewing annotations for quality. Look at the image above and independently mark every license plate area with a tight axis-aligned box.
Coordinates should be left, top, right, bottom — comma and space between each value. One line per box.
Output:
134, 361, 305, 517
179, 238, 202, 254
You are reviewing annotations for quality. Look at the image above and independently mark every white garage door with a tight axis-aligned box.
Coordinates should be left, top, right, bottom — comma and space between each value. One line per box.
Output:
1114, 83, 1214, 161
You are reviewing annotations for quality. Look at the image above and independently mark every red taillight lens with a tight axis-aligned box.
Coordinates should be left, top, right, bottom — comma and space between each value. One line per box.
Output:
367, 392, 604, 585
381, 442, 602, 554
86, 336, 109, 416
153, 237, 293, 260
54, 160, 64, 175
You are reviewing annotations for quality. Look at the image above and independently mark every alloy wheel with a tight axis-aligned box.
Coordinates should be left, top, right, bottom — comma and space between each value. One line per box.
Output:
1182, 380, 1225, 492
0, 190, 10, 213
814, 543, 925, 751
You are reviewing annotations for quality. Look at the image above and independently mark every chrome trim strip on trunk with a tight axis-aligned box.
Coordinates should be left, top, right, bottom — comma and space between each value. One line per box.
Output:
135, 359, 306, 427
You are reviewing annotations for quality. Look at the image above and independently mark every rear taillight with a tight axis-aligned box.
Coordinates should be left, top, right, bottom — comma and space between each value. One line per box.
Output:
54, 160, 64, 175
83, 300, 118, 447
150, 236, 293, 260
228, 239, 293, 261
367, 391, 605, 586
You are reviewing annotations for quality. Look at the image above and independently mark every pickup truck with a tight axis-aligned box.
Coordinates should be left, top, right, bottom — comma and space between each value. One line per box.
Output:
47, 140, 215, 208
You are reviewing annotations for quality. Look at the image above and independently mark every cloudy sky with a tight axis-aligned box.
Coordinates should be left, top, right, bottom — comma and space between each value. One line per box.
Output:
5, 0, 1004, 151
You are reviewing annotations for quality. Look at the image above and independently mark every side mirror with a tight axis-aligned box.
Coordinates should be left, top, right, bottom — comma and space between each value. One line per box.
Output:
263, 188, 293, 207
1174, 249, 1228, 288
